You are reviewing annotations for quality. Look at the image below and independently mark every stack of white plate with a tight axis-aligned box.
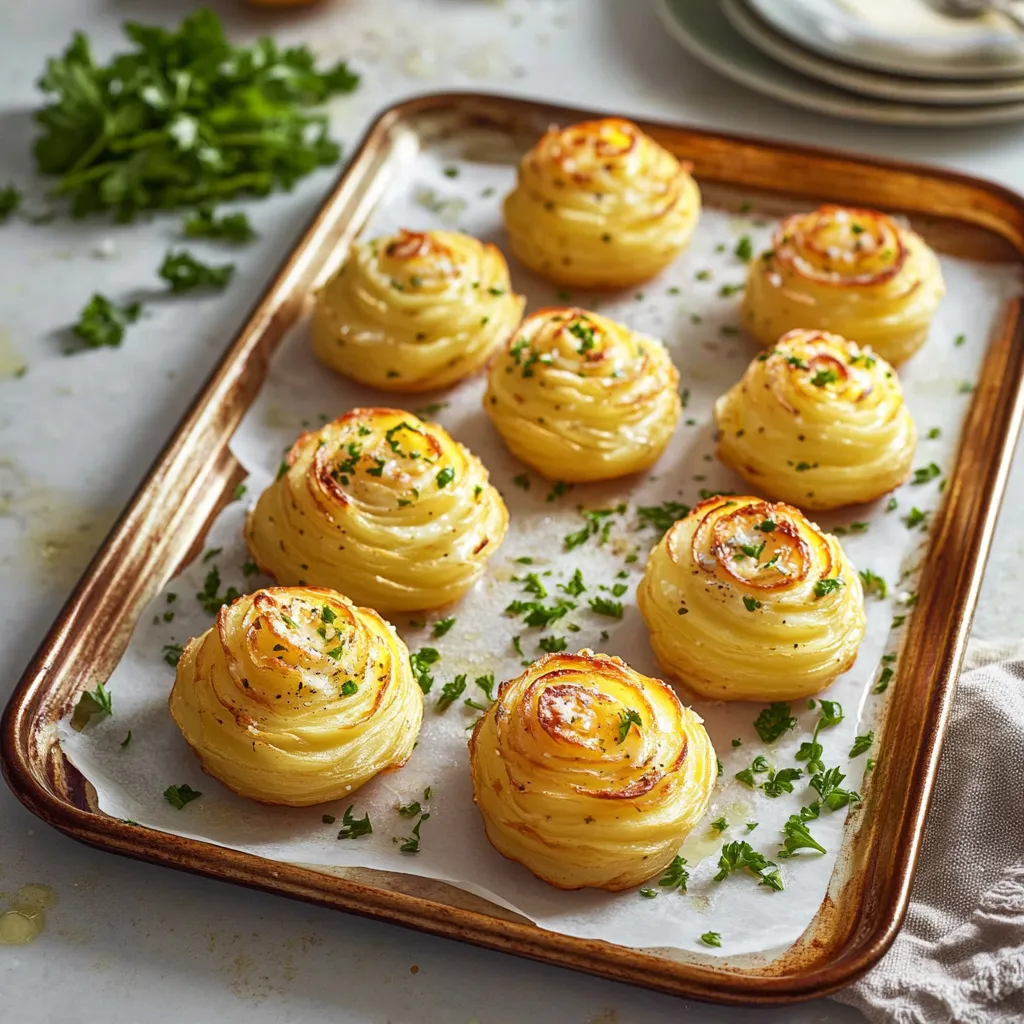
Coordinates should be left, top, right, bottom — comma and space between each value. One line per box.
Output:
655, 0, 1024, 126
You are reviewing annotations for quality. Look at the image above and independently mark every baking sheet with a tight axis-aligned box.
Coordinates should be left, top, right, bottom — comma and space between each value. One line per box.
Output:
58, 133, 1023, 960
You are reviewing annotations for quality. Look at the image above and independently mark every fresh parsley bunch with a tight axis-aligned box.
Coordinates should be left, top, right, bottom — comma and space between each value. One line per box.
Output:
33, 8, 359, 221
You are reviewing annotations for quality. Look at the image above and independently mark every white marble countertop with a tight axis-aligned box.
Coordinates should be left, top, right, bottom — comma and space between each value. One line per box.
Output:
2, 1, 1022, 1020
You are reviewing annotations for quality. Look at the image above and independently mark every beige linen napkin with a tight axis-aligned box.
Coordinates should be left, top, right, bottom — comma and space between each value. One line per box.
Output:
834, 640, 1024, 1023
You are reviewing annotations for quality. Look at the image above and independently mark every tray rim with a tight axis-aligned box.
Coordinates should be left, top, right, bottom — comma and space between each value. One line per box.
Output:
5, 89, 1024, 1006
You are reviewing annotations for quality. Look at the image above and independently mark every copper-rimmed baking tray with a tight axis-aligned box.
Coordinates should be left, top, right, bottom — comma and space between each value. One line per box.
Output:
5, 92, 1024, 1005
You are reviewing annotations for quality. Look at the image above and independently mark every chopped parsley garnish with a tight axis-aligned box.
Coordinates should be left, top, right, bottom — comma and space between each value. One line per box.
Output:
700, 931, 722, 947
760, 767, 803, 798
120, 730, 132, 748
546, 481, 570, 502
435, 466, 455, 488
859, 568, 887, 599
521, 573, 547, 598
432, 616, 456, 638
162, 643, 184, 667
711, 816, 728, 833
410, 647, 441, 694
436, 674, 467, 712
904, 507, 929, 530
742, 595, 762, 612
196, 566, 241, 615
810, 368, 839, 388
563, 505, 624, 550
849, 732, 874, 757
810, 767, 860, 811
474, 673, 496, 703
397, 813, 429, 852
658, 855, 689, 893
734, 754, 769, 787
397, 801, 422, 818
559, 568, 586, 597
778, 815, 826, 858
538, 635, 567, 653
636, 500, 690, 535
638, 887, 658, 899
70, 294, 141, 350
337, 805, 373, 839
734, 235, 753, 262
753, 702, 797, 743
714, 841, 783, 891
912, 462, 942, 485
874, 666, 894, 694
616, 708, 642, 744
756, 519, 776, 532
505, 598, 575, 628
795, 741, 824, 775
322, 814, 336, 824
159, 249, 234, 293
813, 577, 844, 598
163, 784, 202, 809
183, 205, 256, 243
72, 681, 113, 729
512, 473, 530, 490
589, 596, 623, 619
340, 681, 358, 696
0, 183, 22, 222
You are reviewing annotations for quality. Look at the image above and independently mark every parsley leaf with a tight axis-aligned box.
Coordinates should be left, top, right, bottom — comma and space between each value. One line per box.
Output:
849, 732, 874, 757
164, 783, 202, 809
700, 931, 722, 947
713, 841, 783, 891
72, 681, 113, 729
410, 647, 440, 694
657, 855, 689, 893
70, 294, 141, 350
182, 205, 256, 243
588, 596, 623, 619
760, 767, 803, 798
195, 565, 240, 615
159, 249, 234, 293
616, 708, 642, 744
811, 767, 860, 812
337, 805, 373, 839
753, 702, 796, 743
432, 616, 456, 638
474, 673, 496, 703
0, 183, 22, 222
435, 674, 467, 712
912, 462, 942, 485
162, 642, 184, 667
538, 635, 567, 653
636, 500, 690, 535
397, 812, 429, 853
814, 577, 844, 598
558, 568, 586, 597
778, 815, 826, 858
734, 754, 770, 787
859, 568, 888, 599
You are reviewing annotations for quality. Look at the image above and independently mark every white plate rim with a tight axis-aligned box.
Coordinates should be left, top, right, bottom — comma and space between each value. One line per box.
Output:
724, 0, 1024, 106
746, 0, 1024, 80
653, 0, 1024, 126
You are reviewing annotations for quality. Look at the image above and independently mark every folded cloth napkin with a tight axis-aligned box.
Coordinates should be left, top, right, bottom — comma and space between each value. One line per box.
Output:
834, 640, 1024, 1023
